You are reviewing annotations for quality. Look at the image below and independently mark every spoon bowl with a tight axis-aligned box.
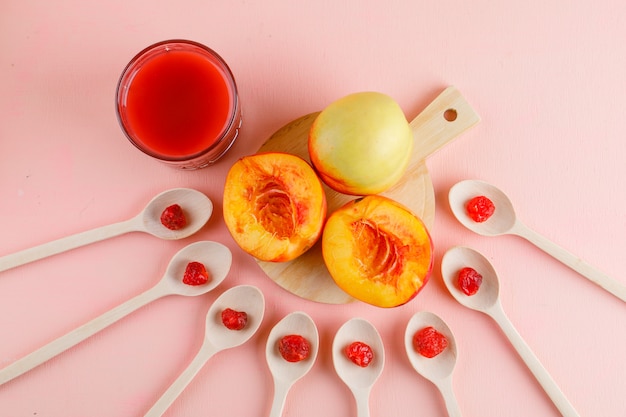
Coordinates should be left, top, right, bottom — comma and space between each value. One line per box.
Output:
0, 240, 231, 386
144, 285, 265, 417
332, 318, 384, 417
440, 246, 581, 417
404, 311, 461, 417
333, 318, 385, 389
440, 246, 500, 312
0, 188, 213, 273
448, 179, 625, 302
140, 188, 213, 240
405, 311, 457, 382
449, 179, 516, 236
204, 285, 266, 350
266, 311, 319, 417
158, 240, 231, 297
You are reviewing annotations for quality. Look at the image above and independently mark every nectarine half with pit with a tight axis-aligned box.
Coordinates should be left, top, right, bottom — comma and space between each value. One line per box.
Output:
322, 195, 433, 307
223, 152, 327, 262
308, 92, 413, 195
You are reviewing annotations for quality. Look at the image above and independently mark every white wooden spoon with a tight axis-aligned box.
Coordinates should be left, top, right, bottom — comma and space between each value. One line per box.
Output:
266, 311, 319, 417
0, 240, 231, 386
144, 285, 265, 417
332, 318, 385, 417
404, 311, 461, 417
448, 179, 625, 302
441, 246, 581, 417
0, 188, 213, 273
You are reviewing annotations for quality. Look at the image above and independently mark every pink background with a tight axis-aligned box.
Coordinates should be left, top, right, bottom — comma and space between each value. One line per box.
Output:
1, 1, 625, 416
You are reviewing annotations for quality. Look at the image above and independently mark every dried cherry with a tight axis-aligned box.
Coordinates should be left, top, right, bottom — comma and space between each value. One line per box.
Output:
182, 261, 210, 286
457, 266, 483, 296
278, 334, 311, 362
466, 195, 495, 223
160, 204, 187, 230
413, 326, 448, 358
345, 341, 374, 367
221, 308, 248, 330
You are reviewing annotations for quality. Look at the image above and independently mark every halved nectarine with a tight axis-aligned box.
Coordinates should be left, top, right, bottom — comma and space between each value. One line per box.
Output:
223, 152, 327, 262
322, 195, 433, 307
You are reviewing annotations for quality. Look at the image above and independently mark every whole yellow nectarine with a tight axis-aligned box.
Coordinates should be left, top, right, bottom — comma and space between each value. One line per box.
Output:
308, 92, 413, 195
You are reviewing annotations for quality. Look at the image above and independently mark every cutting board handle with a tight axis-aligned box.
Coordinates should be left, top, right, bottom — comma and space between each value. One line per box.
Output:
410, 86, 480, 161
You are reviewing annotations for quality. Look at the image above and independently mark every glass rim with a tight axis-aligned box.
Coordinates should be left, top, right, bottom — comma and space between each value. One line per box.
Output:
115, 39, 240, 163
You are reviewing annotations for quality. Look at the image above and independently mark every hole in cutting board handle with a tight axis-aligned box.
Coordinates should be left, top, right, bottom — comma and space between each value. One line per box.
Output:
444, 108, 458, 122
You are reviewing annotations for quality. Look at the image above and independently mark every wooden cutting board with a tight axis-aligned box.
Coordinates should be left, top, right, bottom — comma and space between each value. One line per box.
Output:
256, 86, 480, 304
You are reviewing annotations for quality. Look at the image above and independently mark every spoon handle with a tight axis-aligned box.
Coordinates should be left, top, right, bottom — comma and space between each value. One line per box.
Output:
0, 285, 163, 385
144, 342, 218, 417
352, 387, 371, 417
268, 379, 291, 417
513, 222, 626, 303
0, 217, 139, 273
487, 303, 581, 417
437, 377, 462, 417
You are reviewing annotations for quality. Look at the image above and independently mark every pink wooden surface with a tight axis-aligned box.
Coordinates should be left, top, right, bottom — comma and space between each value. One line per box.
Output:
1, 1, 625, 416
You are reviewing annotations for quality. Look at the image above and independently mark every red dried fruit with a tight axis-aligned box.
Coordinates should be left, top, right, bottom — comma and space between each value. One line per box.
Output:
457, 266, 483, 296
278, 334, 311, 362
345, 341, 374, 367
160, 204, 187, 230
182, 261, 210, 286
413, 326, 448, 358
466, 195, 495, 223
221, 308, 248, 330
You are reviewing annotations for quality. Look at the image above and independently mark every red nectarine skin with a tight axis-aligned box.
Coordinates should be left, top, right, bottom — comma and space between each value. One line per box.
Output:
322, 195, 433, 307
223, 152, 327, 262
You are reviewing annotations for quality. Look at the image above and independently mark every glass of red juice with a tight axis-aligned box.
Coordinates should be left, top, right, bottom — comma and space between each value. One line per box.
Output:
116, 40, 241, 169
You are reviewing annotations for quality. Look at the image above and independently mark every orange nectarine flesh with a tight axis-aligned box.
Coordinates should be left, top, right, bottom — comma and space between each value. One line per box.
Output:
322, 195, 433, 307
223, 152, 327, 262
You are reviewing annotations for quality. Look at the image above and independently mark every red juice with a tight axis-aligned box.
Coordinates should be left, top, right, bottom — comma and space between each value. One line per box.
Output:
117, 40, 241, 169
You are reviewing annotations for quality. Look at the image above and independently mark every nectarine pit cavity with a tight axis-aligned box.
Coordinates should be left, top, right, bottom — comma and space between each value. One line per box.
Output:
353, 219, 408, 286
253, 179, 297, 239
